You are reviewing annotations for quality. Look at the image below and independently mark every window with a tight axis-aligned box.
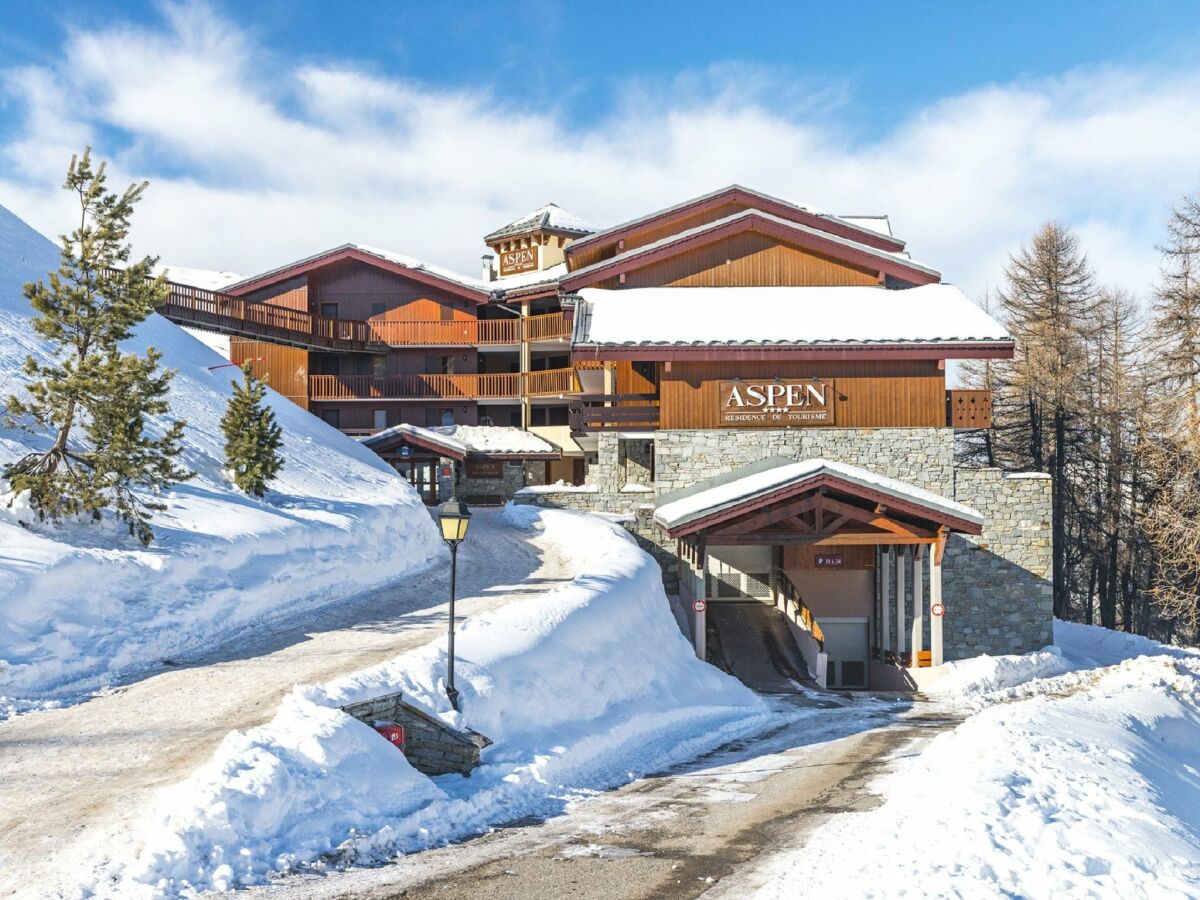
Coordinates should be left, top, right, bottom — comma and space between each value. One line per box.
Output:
440, 304, 454, 322
320, 409, 340, 429
319, 302, 338, 319
440, 408, 455, 427
312, 355, 339, 376
371, 356, 386, 377
439, 355, 455, 375
370, 301, 387, 317
373, 409, 388, 431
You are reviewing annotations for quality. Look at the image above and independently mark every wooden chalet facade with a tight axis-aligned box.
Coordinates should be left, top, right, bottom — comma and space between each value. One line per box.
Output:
164, 185, 1051, 689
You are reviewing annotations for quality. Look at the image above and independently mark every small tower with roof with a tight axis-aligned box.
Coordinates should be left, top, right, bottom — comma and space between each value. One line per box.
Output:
482, 203, 595, 281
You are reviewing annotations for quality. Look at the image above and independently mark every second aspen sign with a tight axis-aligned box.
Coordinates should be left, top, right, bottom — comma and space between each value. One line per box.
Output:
718, 379, 835, 426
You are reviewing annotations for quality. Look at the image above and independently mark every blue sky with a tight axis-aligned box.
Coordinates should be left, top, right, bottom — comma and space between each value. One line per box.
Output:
2, 1, 1200, 297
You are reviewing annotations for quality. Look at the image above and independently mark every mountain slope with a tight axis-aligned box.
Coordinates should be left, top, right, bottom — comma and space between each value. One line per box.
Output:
0, 204, 441, 710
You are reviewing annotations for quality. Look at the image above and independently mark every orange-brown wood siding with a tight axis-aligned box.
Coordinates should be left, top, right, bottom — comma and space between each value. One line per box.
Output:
230, 338, 309, 409
596, 232, 880, 289
659, 360, 945, 429
310, 260, 475, 321
571, 201, 750, 269
615, 360, 657, 394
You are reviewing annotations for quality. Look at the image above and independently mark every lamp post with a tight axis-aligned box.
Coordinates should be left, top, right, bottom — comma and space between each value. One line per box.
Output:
437, 497, 472, 711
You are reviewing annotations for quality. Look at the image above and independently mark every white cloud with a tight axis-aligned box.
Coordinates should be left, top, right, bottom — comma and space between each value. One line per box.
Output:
2, 3, 1199, 302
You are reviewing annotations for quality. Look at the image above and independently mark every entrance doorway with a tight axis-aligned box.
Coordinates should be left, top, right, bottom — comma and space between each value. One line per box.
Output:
395, 460, 439, 504
820, 618, 869, 688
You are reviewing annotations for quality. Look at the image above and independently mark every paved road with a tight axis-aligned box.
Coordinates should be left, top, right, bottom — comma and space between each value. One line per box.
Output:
0, 509, 574, 898
253, 696, 960, 900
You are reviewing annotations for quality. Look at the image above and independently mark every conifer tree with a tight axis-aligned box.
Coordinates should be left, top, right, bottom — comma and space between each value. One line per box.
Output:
3, 149, 191, 545
1142, 194, 1200, 635
220, 362, 284, 497
997, 222, 1099, 618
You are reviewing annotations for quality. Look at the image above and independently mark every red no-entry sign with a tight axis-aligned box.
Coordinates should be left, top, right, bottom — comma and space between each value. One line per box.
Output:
693, 599, 707, 613
931, 603, 945, 617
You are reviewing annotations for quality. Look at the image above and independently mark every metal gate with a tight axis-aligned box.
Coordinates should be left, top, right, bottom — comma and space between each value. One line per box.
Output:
821, 618, 869, 688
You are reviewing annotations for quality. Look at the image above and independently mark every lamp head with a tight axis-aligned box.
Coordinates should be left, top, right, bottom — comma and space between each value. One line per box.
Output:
438, 497, 472, 544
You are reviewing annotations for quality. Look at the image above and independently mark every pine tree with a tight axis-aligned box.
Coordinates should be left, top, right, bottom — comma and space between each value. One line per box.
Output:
221, 362, 284, 498
997, 222, 1099, 618
3, 148, 192, 545
1142, 194, 1200, 636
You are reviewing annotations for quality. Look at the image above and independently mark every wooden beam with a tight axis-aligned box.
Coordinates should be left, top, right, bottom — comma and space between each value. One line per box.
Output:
707, 532, 937, 546
717, 495, 821, 535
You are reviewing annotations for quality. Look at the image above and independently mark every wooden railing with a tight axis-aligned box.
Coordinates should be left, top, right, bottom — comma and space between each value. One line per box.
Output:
778, 572, 825, 648
526, 367, 580, 396
524, 310, 572, 342
309, 367, 578, 401
368, 318, 519, 345
569, 394, 660, 432
157, 270, 575, 350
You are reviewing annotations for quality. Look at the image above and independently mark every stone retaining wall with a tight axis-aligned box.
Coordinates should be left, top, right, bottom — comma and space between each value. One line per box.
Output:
944, 469, 1053, 659
340, 692, 491, 777
654, 427, 956, 495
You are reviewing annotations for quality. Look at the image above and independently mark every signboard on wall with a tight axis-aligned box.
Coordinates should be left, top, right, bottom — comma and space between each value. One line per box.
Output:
718, 379, 836, 426
499, 244, 539, 276
816, 555, 844, 568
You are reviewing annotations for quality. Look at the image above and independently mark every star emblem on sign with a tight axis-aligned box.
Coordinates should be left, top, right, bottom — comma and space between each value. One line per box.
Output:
765, 406, 791, 413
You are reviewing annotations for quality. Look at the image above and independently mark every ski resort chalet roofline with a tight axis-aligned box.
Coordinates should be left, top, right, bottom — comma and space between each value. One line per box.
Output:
226, 244, 493, 303
654, 456, 985, 539
360, 423, 561, 460
483, 203, 597, 244
563, 184, 908, 260
558, 209, 939, 292
570, 284, 1015, 361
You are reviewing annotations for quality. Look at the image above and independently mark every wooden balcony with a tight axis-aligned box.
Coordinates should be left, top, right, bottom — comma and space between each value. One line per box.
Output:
160, 276, 574, 350
160, 280, 386, 352
309, 367, 579, 402
570, 394, 661, 432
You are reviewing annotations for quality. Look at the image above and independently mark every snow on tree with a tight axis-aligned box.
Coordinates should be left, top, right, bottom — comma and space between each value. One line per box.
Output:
220, 362, 284, 498
2, 148, 191, 546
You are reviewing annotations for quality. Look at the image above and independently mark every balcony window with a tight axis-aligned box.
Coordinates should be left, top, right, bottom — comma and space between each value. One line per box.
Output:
370, 301, 387, 317
321, 409, 340, 428
320, 302, 338, 319
373, 409, 388, 431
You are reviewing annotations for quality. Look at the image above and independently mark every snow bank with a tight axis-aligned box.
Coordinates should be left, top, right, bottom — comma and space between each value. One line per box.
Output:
95, 507, 771, 895
0, 204, 442, 709
748, 627, 1200, 899
929, 647, 1074, 697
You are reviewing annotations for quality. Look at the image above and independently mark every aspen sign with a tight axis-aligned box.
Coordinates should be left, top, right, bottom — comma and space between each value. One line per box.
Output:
499, 245, 539, 276
718, 379, 835, 426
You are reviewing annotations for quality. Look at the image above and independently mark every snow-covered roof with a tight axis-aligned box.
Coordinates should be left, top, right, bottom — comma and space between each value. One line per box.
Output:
228, 244, 491, 298
484, 203, 597, 243
838, 215, 893, 238
654, 458, 984, 533
573, 284, 1011, 347
436, 424, 559, 455
565, 210, 936, 287
359, 423, 468, 457
359, 423, 558, 457
494, 261, 567, 291
567, 185, 906, 253
158, 266, 245, 292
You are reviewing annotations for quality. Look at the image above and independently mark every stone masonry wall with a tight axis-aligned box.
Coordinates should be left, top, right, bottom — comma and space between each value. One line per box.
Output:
654, 428, 957, 496
456, 460, 549, 504
340, 691, 492, 777
944, 469, 1053, 659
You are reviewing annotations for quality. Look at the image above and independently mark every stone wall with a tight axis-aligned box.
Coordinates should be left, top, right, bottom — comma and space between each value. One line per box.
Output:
654, 428, 957, 496
340, 691, 492, 777
944, 469, 1054, 659
456, 459, 549, 504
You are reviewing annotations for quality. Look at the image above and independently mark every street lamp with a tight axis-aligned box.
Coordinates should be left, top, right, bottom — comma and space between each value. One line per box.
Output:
437, 497, 472, 711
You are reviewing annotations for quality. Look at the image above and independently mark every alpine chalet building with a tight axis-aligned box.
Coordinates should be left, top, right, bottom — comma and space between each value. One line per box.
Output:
159, 186, 1052, 691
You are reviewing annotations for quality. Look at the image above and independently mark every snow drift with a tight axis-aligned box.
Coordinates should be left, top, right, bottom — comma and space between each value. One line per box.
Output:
748, 623, 1200, 899
0, 203, 442, 710
93, 507, 771, 895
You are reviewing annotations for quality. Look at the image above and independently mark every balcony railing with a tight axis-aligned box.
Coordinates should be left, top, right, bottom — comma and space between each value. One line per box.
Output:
309, 367, 579, 401
569, 394, 661, 432
157, 276, 573, 351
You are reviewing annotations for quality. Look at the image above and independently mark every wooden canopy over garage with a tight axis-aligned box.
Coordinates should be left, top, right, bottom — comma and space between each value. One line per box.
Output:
655, 457, 982, 562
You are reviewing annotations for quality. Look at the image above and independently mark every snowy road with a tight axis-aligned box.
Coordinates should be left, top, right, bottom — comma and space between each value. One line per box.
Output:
246, 695, 956, 899
0, 509, 574, 897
